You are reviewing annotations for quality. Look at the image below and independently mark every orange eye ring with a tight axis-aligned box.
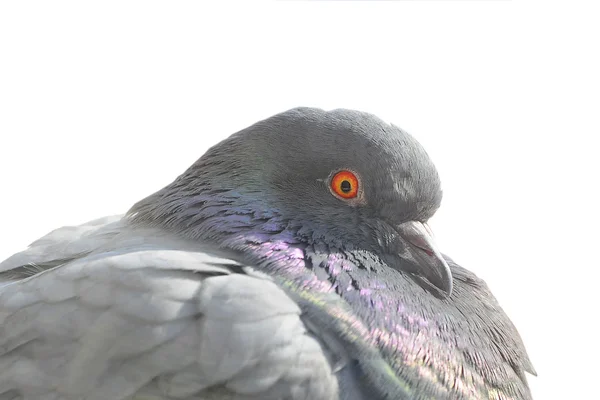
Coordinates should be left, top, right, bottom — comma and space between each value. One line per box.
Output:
330, 170, 360, 199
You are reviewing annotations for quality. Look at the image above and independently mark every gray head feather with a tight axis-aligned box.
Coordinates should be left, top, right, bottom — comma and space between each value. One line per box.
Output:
129, 107, 442, 254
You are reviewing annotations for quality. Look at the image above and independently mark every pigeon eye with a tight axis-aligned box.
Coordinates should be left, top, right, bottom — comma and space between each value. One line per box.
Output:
330, 170, 359, 199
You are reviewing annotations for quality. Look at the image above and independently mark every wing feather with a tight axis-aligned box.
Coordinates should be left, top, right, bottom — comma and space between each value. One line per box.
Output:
0, 217, 338, 400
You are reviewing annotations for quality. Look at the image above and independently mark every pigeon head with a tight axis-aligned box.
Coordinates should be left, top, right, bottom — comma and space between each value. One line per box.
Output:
129, 107, 452, 295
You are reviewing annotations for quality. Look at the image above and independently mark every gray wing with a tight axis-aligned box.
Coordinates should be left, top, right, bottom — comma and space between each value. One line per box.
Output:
0, 217, 338, 400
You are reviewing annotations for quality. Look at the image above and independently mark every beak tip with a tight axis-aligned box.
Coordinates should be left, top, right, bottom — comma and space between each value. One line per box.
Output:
439, 276, 454, 298
428, 259, 453, 298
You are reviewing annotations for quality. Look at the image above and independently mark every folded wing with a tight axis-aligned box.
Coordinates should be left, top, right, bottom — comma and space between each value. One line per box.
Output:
0, 217, 338, 400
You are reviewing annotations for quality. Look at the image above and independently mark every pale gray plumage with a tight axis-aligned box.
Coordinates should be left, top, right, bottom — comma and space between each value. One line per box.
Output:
0, 107, 534, 400
0, 217, 336, 400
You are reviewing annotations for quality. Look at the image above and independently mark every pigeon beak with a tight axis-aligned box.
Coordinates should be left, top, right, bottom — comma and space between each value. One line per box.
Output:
397, 221, 453, 297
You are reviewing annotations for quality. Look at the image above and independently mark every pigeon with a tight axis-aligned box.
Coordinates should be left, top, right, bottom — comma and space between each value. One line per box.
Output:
0, 107, 535, 400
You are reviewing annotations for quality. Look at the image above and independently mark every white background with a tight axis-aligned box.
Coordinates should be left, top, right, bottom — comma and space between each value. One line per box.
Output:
1, 1, 598, 399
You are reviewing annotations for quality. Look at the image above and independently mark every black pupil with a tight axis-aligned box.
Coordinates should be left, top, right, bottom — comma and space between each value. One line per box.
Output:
340, 180, 352, 193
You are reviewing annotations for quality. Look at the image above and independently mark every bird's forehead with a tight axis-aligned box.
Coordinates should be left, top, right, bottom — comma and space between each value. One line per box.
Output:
253, 108, 415, 169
